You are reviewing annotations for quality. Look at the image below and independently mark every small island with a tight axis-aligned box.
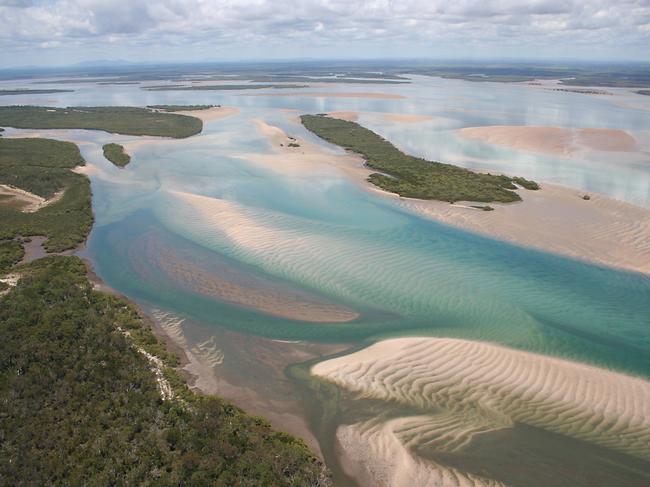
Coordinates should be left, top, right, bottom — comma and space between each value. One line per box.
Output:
301, 114, 538, 203
102, 143, 131, 167
0, 106, 203, 138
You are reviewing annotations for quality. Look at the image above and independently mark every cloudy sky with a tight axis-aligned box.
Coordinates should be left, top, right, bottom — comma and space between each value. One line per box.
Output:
1, 0, 649, 67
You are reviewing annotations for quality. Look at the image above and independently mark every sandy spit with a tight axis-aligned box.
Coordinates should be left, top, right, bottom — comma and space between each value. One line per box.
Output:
458, 125, 637, 156
175, 106, 239, 123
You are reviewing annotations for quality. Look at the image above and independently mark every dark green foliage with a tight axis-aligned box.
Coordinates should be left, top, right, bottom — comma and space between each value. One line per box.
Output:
102, 143, 131, 167
0, 256, 331, 486
147, 104, 218, 112
301, 115, 538, 203
637, 90, 650, 96
288, 142, 301, 148
0, 89, 74, 96
0, 106, 202, 138
0, 137, 92, 252
0, 240, 24, 273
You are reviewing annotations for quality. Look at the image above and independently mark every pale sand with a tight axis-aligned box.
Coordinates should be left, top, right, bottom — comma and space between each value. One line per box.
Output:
399, 184, 650, 275
458, 125, 637, 156
245, 91, 406, 99
0, 184, 64, 212
175, 106, 239, 123
313, 337, 650, 486
253, 119, 650, 275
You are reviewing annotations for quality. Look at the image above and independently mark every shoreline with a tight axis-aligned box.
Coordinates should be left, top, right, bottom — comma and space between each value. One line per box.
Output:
257, 117, 650, 276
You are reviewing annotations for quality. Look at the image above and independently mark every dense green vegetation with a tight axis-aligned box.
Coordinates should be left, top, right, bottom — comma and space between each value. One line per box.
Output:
0, 240, 24, 273
0, 106, 202, 138
0, 256, 331, 486
147, 104, 218, 112
143, 84, 308, 91
0, 137, 92, 252
301, 114, 538, 203
637, 90, 650, 96
0, 89, 74, 96
102, 142, 131, 167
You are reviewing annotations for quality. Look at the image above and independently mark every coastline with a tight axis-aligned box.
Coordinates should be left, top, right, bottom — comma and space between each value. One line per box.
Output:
257, 117, 650, 276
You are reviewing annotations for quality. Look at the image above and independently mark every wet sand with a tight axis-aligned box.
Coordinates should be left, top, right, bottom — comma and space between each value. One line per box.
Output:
458, 125, 637, 156
312, 337, 650, 487
148, 308, 349, 459
256, 119, 650, 276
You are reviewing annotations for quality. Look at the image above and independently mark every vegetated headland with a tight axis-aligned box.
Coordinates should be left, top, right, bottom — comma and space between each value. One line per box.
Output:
102, 143, 131, 167
0, 106, 203, 138
637, 90, 650, 96
0, 130, 331, 485
301, 114, 538, 203
0, 89, 74, 96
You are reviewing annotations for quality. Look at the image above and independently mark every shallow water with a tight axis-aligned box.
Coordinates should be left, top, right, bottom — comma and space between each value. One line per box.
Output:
2, 74, 650, 485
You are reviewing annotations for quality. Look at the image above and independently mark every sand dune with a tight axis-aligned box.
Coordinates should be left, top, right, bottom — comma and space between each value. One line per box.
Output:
313, 337, 650, 467
458, 125, 637, 156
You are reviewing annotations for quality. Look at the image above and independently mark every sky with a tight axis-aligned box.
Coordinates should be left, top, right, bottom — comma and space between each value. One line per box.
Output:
1, 0, 649, 67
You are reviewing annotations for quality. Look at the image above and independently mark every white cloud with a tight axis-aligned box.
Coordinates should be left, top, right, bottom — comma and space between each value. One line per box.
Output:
0, 0, 649, 65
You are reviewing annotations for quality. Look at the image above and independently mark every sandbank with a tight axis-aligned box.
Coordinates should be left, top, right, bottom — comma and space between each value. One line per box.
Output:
136, 231, 358, 323
458, 125, 637, 156
175, 106, 239, 123
254, 119, 650, 275
381, 113, 433, 123
244, 91, 406, 99
313, 337, 650, 486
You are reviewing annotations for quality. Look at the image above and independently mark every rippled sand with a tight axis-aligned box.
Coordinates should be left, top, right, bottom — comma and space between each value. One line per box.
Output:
458, 125, 637, 155
312, 337, 650, 486
138, 232, 358, 323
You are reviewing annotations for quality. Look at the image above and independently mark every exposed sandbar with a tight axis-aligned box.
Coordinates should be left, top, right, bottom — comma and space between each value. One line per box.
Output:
381, 113, 433, 123
135, 231, 359, 323
399, 183, 650, 275
458, 125, 637, 155
313, 337, 650, 486
175, 106, 239, 122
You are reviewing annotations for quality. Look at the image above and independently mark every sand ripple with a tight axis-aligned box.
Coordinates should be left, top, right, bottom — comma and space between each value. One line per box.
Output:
313, 337, 650, 485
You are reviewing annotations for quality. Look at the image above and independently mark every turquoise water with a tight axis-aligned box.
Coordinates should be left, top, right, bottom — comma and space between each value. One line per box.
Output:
2, 76, 648, 377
